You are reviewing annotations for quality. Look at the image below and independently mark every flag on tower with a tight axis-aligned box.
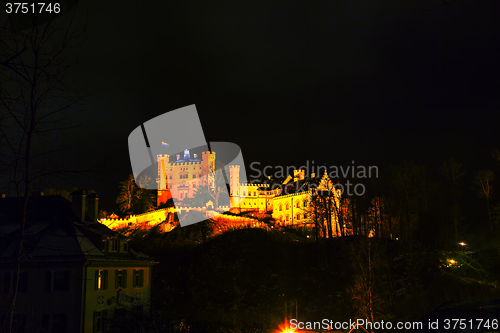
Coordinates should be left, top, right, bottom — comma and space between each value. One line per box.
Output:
161, 142, 169, 146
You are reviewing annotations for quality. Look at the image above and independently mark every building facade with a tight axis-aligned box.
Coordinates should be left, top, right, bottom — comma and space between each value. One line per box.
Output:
0, 191, 156, 333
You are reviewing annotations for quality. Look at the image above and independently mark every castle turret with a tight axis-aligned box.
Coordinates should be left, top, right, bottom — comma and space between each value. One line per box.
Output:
202, 151, 216, 173
229, 165, 240, 194
157, 154, 170, 190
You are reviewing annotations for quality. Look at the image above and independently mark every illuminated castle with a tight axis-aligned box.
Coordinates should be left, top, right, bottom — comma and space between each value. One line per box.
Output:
156, 149, 215, 205
156, 149, 342, 232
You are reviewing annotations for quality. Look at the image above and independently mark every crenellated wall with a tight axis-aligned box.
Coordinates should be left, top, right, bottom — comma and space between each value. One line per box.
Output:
99, 205, 232, 231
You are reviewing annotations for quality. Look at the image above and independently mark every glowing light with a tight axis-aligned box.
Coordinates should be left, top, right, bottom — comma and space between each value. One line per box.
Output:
447, 258, 457, 267
459, 242, 466, 246
275, 323, 295, 333
97, 270, 103, 289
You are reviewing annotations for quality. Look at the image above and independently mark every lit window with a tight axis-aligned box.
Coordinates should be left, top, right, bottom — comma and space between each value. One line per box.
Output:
286, 215, 289, 222
285, 203, 289, 210
193, 174, 196, 178
279, 204, 282, 211
296, 201, 300, 208
95, 270, 108, 290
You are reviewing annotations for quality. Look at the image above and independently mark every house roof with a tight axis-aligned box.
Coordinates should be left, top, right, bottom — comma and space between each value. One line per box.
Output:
0, 195, 154, 264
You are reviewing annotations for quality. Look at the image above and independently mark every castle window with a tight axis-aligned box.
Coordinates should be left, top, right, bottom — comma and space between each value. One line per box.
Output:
192, 174, 196, 178
169, 175, 172, 179
279, 216, 283, 222
296, 201, 300, 208
286, 215, 289, 222
279, 204, 282, 211
285, 203, 289, 210
296, 214, 301, 220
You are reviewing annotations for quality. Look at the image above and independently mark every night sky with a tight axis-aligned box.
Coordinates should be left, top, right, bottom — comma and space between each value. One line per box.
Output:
22, 1, 500, 211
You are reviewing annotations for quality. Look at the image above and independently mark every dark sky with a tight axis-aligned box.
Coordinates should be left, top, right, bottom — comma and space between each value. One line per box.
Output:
32, 0, 500, 210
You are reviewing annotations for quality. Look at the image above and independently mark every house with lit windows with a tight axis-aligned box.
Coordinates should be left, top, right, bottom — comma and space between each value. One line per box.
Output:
0, 190, 156, 333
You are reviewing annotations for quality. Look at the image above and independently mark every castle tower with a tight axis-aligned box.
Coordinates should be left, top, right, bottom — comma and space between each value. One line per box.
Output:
229, 165, 240, 195
201, 150, 216, 174
157, 154, 172, 206
157, 154, 170, 190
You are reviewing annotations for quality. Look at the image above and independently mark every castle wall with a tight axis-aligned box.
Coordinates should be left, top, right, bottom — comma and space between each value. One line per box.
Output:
272, 191, 311, 225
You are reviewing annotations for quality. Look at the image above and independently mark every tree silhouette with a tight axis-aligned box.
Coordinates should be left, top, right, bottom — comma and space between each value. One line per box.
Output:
117, 174, 156, 215
0, 8, 95, 332
474, 170, 495, 232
